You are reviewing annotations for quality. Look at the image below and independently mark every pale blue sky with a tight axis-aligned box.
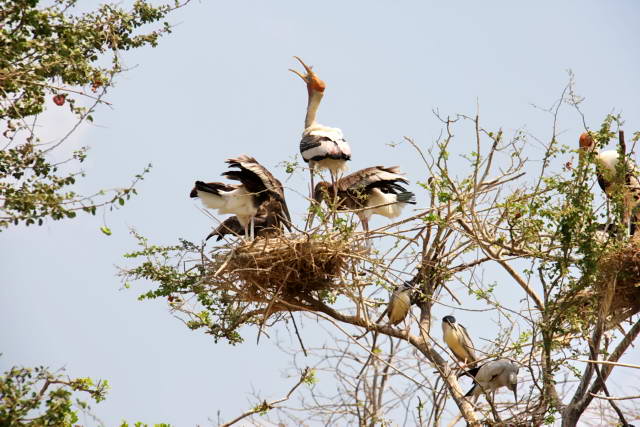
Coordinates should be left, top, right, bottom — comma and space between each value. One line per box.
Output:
2, 1, 640, 425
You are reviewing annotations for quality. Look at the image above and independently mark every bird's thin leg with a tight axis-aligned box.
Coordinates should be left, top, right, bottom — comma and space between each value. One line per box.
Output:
305, 165, 317, 231
329, 171, 338, 225
243, 221, 250, 242
309, 166, 315, 201
363, 218, 372, 248
250, 216, 255, 240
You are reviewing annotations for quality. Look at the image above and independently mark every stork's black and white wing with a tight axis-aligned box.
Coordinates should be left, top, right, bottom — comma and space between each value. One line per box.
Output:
337, 166, 411, 197
300, 126, 351, 163
224, 155, 291, 229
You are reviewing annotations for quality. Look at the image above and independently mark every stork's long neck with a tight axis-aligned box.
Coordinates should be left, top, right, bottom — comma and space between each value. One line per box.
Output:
305, 90, 324, 129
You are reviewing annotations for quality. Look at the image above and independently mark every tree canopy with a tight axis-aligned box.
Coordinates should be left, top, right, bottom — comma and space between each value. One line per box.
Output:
0, 0, 186, 230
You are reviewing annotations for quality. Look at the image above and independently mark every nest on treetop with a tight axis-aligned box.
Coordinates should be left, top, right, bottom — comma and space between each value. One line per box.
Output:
203, 232, 368, 320
557, 240, 640, 332
595, 239, 640, 325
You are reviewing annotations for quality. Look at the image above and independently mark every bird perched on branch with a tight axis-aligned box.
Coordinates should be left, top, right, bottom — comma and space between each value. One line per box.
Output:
190, 155, 291, 240
311, 166, 416, 232
442, 315, 479, 370
464, 359, 519, 403
357, 282, 413, 378
579, 132, 640, 236
386, 281, 413, 325
290, 56, 351, 196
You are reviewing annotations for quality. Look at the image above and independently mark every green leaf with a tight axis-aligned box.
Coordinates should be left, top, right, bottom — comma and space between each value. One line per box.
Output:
100, 226, 112, 236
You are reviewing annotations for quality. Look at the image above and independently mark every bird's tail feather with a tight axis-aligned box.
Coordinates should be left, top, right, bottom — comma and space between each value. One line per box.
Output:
460, 366, 481, 379
397, 191, 416, 205
194, 181, 222, 195
464, 384, 477, 397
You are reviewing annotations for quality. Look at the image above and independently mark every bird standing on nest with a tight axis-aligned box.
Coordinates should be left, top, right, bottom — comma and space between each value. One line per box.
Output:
311, 166, 416, 233
579, 132, 640, 236
290, 56, 351, 198
464, 359, 519, 403
191, 155, 291, 240
442, 315, 479, 371
206, 201, 282, 242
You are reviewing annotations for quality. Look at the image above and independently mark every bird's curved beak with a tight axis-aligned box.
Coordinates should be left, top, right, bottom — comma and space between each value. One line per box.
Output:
289, 56, 313, 81
513, 387, 518, 402
289, 56, 326, 92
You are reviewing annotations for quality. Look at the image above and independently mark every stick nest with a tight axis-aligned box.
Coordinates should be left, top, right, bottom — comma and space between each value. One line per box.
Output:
204, 232, 368, 318
559, 240, 640, 331
595, 240, 640, 325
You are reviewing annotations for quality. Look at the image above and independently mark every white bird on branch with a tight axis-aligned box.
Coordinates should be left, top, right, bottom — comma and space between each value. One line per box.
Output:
311, 166, 416, 233
190, 155, 291, 240
464, 359, 519, 403
290, 56, 351, 197
579, 132, 640, 236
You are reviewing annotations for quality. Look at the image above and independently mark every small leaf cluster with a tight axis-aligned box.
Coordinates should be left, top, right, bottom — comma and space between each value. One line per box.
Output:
0, 365, 108, 426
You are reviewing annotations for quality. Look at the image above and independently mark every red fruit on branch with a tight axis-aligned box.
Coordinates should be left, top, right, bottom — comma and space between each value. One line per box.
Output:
53, 94, 66, 106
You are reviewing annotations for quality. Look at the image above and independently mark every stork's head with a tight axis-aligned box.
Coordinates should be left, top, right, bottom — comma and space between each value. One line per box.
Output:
313, 181, 332, 204
579, 132, 596, 153
290, 56, 326, 95
442, 315, 457, 325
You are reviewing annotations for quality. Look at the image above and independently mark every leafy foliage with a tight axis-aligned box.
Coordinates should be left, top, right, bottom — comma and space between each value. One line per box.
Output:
0, 0, 186, 230
0, 365, 108, 426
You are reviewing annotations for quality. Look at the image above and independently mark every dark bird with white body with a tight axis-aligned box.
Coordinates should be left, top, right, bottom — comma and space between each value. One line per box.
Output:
312, 166, 416, 232
190, 155, 291, 240
290, 56, 351, 195
464, 359, 519, 403
442, 315, 479, 369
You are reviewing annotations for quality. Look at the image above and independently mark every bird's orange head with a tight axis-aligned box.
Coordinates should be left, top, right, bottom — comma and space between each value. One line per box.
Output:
289, 56, 326, 94
579, 132, 595, 152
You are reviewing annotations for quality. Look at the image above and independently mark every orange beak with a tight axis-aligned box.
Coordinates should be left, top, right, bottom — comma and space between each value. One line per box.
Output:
289, 56, 326, 93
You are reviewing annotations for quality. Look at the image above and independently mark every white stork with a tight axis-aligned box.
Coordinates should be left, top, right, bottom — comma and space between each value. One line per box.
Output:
442, 315, 479, 372
290, 56, 351, 196
190, 155, 291, 240
312, 166, 416, 233
579, 132, 640, 236
464, 359, 519, 403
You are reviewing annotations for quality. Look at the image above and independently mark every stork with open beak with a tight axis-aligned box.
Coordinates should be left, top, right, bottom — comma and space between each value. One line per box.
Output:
442, 315, 479, 370
290, 56, 351, 197
464, 359, 519, 403
190, 155, 291, 240
579, 132, 640, 236
311, 166, 416, 232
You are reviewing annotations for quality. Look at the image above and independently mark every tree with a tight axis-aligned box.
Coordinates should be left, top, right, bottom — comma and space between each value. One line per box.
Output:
122, 80, 640, 425
0, 0, 188, 230
1, 0, 189, 424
